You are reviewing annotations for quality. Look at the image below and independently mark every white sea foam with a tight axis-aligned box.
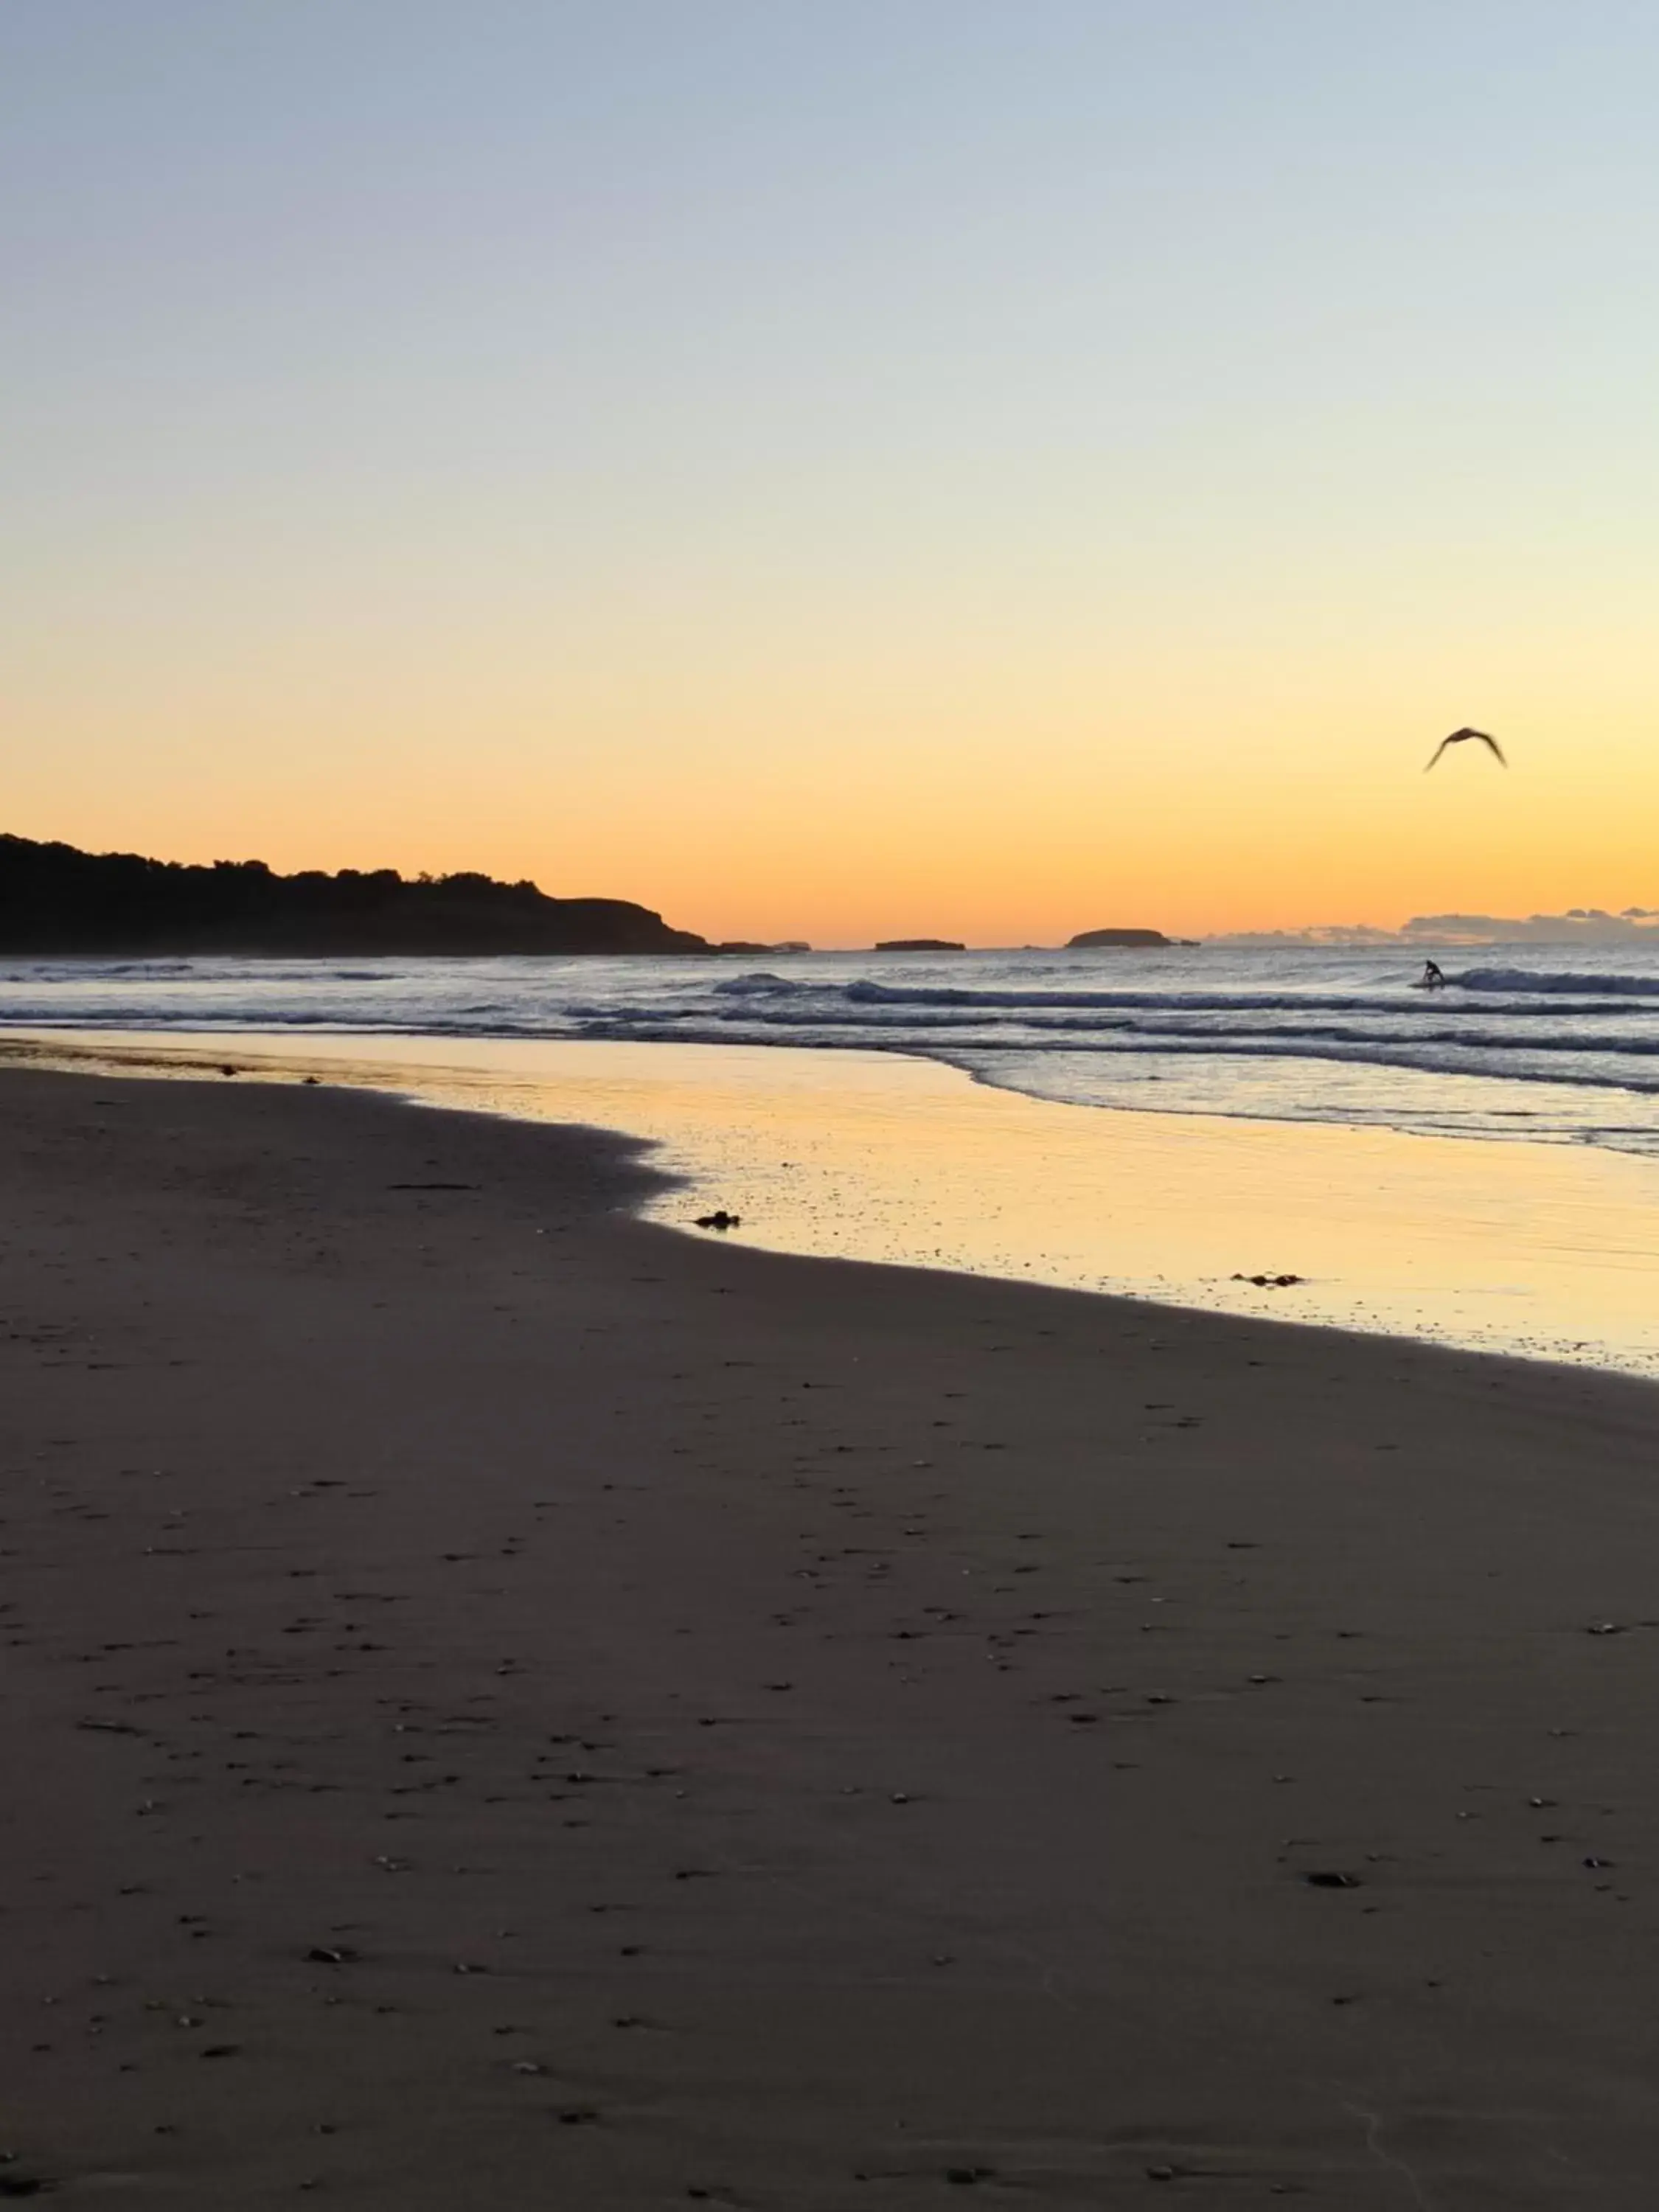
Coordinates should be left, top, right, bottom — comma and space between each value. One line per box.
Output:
8, 943, 1659, 1157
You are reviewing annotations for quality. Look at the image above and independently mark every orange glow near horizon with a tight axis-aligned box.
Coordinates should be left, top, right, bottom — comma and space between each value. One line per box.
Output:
10, 619, 1655, 946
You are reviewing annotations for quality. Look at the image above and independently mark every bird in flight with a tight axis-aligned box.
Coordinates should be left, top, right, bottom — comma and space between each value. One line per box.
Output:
1425, 726, 1506, 771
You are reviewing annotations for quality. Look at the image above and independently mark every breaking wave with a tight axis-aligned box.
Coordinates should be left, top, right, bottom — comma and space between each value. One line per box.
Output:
1457, 967, 1659, 997
7, 944, 1659, 1157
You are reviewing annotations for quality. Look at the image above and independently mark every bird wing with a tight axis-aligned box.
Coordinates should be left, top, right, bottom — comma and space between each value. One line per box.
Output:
1425, 727, 1506, 770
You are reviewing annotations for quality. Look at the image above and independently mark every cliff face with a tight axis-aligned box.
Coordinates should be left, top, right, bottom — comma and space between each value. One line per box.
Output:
0, 835, 709, 956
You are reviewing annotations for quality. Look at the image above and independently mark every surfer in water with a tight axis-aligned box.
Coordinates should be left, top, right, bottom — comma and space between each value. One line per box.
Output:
1420, 960, 1446, 990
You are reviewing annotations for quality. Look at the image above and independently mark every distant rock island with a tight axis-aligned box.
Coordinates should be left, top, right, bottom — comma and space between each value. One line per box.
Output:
1066, 928, 1172, 949
874, 938, 965, 953
0, 832, 709, 956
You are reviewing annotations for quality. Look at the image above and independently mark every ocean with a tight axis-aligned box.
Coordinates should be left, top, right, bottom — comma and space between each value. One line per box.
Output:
6, 942, 1659, 1159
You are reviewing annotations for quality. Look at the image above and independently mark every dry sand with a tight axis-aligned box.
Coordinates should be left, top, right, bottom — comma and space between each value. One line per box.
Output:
1, 1064, 1657, 2207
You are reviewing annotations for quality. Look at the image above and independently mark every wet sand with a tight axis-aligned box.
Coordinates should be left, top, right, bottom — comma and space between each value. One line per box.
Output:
14, 1026, 1659, 1376
3, 1063, 1658, 2206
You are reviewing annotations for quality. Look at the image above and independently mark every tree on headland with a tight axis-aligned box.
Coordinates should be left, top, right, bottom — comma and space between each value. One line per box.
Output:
0, 833, 709, 956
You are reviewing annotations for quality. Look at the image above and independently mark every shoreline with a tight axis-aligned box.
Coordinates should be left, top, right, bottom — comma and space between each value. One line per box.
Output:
4, 1060, 1659, 2204
5, 1024, 1659, 1380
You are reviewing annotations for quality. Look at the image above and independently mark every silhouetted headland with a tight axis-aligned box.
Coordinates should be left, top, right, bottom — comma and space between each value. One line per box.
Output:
874, 937, 966, 952
0, 833, 709, 956
1067, 927, 1172, 949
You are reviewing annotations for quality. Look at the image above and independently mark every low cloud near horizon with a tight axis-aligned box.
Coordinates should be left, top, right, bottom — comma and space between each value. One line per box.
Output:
1213, 909, 1659, 948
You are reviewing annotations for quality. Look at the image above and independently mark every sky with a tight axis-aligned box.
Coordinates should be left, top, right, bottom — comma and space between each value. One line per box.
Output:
4, 1, 1658, 946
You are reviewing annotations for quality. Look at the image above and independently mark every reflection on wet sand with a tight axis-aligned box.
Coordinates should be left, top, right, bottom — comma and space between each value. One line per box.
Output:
8, 1029, 1659, 1377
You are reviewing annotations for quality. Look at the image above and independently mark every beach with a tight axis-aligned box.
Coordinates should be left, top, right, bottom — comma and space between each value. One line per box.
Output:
4, 1062, 1658, 2205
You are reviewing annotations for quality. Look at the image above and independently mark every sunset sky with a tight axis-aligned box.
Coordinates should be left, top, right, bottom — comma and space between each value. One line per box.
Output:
6, 2, 1658, 945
